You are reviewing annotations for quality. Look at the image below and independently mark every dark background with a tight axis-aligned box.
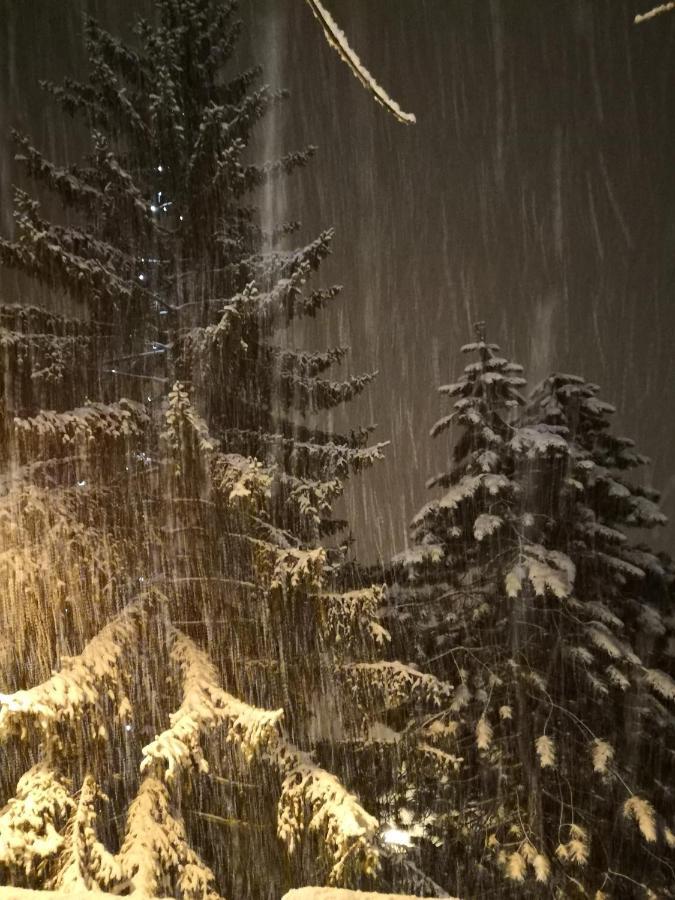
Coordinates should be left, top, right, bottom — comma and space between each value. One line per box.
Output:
1, 0, 674, 563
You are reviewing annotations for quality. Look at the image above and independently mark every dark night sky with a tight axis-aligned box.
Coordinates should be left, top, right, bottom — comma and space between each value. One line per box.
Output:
1, 0, 674, 563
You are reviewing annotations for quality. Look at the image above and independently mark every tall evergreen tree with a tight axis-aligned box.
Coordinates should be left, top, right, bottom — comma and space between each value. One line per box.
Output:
389, 325, 675, 898
0, 4, 427, 897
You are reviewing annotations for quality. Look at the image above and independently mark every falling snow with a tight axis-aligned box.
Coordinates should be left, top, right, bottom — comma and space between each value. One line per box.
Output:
0, 1, 674, 899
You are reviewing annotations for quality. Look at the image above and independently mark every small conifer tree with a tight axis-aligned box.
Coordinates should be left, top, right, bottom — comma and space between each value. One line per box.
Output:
390, 325, 675, 898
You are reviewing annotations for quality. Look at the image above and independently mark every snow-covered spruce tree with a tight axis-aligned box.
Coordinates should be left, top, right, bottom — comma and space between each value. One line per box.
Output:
0, 3, 431, 897
388, 325, 675, 898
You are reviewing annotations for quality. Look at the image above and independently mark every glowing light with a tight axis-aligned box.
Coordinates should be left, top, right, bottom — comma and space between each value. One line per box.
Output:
125, 724, 132, 732
382, 827, 412, 847
157, 165, 164, 173
138, 273, 145, 281
150, 204, 158, 213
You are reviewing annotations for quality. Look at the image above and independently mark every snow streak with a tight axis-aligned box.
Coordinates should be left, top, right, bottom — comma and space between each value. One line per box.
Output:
303, 0, 416, 124
634, 2, 675, 23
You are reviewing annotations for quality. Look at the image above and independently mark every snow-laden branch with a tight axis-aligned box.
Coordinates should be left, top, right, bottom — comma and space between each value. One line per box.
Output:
342, 661, 454, 710
0, 765, 73, 876
303, 0, 416, 124
117, 777, 220, 900
51, 775, 120, 892
143, 629, 379, 884
0, 601, 145, 740
634, 2, 675, 23
14, 399, 149, 448
318, 585, 390, 645
140, 627, 284, 779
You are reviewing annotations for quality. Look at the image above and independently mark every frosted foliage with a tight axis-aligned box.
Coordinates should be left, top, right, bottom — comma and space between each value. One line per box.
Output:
509, 426, 568, 457
0, 484, 120, 680
0, 0, 417, 896
1, 0, 673, 895
585, 623, 640, 665
320, 586, 390, 644
14, 400, 148, 448
391, 543, 444, 568
473, 513, 502, 541
623, 797, 658, 844
0, 766, 72, 876
505, 545, 575, 599
343, 662, 453, 709
397, 337, 675, 895
0, 602, 143, 739
161, 385, 275, 511
141, 628, 284, 779
51, 776, 120, 891
411, 473, 511, 532
162, 382, 216, 462
439, 474, 510, 511
272, 547, 327, 591
277, 756, 379, 885
591, 739, 615, 774
285, 476, 345, 527
535, 735, 556, 768
475, 716, 493, 751
142, 629, 380, 885
555, 824, 589, 867
118, 777, 220, 900
211, 453, 274, 508
0, 622, 380, 895
643, 668, 675, 701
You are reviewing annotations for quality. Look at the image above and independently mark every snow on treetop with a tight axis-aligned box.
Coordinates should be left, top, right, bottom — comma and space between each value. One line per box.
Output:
460, 340, 499, 353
